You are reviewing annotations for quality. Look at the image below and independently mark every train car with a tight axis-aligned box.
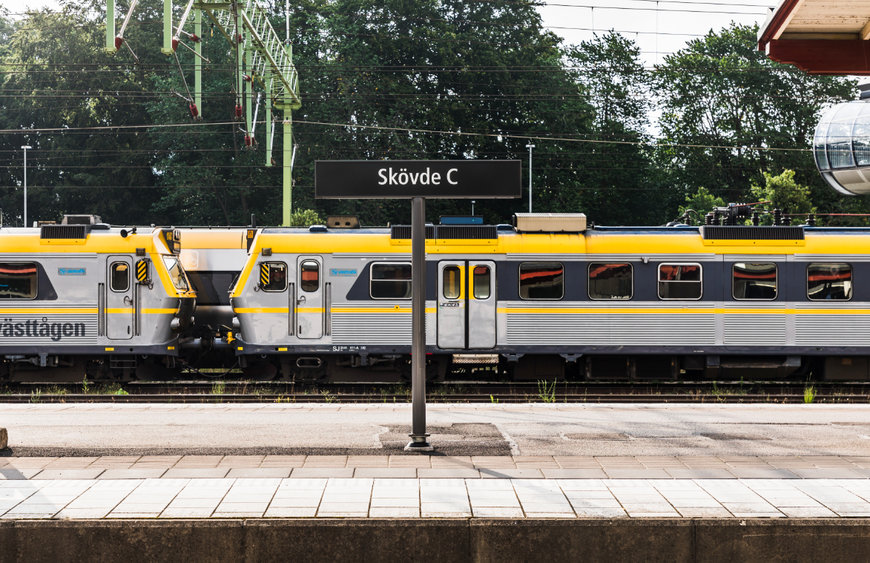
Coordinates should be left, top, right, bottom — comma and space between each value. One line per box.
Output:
0, 217, 196, 381
227, 214, 870, 382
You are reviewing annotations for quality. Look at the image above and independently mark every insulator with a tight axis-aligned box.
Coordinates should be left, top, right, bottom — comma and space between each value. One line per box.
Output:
190, 34, 200, 43
705, 213, 714, 225
243, 75, 252, 82
236, 33, 243, 43
807, 213, 816, 226
171, 38, 179, 52
244, 135, 252, 147
752, 212, 760, 226
114, 36, 124, 50
189, 104, 199, 119
783, 216, 792, 226
234, 105, 243, 118
773, 208, 782, 226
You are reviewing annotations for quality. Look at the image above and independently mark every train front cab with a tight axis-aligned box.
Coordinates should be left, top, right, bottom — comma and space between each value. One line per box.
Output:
0, 223, 196, 380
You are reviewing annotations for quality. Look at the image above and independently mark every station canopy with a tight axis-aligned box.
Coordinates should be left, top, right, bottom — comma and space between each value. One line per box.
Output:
758, 0, 870, 74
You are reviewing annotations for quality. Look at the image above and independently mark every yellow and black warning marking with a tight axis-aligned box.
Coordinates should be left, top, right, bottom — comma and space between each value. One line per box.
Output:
136, 259, 150, 283
260, 263, 270, 287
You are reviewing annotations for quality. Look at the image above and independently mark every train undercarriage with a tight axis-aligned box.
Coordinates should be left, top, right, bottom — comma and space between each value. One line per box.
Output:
2, 351, 860, 383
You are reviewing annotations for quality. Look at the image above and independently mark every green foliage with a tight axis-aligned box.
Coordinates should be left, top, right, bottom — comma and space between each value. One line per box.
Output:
286, 209, 324, 227
566, 32, 668, 225
0, 3, 165, 225
654, 23, 855, 208
0, 8, 864, 227
749, 169, 815, 222
537, 379, 556, 403
678, 187, 725, 224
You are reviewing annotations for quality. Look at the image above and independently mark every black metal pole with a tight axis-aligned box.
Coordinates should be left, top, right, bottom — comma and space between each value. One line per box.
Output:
406, 196, 432, 451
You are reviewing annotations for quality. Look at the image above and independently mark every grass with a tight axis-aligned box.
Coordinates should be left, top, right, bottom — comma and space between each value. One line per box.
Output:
537, 379, 556, 403
804, 386, 816, 404
320, 389, 336, 403
110, 385, 129, 396
211, 381, 226, 395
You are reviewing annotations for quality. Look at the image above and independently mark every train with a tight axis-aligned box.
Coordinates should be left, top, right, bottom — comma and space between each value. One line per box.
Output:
0, 215, 195, 381
4, 213, 870, 382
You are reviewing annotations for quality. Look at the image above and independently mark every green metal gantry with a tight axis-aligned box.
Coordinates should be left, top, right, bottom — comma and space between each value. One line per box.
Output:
106, 0, 301, 225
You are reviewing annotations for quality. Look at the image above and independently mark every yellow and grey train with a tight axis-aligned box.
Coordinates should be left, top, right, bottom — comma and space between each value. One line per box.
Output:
4, 213, 869, 381
225, 214, 869, 381
0, 217, 195, 380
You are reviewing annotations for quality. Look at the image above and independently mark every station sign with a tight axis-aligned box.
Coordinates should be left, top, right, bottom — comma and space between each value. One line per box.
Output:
315, 160, 521, 199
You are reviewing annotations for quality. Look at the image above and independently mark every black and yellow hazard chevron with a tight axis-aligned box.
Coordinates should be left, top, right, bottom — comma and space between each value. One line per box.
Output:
136, 259, 150, 283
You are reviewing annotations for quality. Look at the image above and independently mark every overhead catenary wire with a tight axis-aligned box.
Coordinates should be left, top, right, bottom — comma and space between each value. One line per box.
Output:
0, 118, 815, 154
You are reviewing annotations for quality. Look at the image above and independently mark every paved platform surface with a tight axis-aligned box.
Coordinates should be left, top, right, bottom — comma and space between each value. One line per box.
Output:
0, 455, 868, 520
1, 403, 869, 523
4, 402, 870, 456
3, 405, 870, 560
2, 473, 870, 520
3, 454, 870, 480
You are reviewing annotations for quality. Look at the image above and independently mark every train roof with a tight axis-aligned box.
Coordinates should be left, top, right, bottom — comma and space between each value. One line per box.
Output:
247, 223, 870, 257
0, 225, 176, 255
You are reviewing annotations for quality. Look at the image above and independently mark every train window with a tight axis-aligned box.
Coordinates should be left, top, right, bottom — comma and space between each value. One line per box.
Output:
807, 263, 853, 301
300, 260, 319, 292
371, 263, 412, 299
473, 265, 491, 300
519, 262, 564, 300
658, 263, 702, 300
443, 266, 461, 299
110, 263, 130, 292
733, 262, 777, 300
588, 263, 632, 300
0, 263, 37, 299
261, 262, 287, 292
162, 256, 190, 291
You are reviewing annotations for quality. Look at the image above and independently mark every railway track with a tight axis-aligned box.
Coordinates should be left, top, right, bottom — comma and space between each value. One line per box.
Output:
2, 381, 870, 404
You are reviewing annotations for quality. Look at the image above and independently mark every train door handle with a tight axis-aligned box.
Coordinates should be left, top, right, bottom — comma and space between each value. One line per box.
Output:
297, 295, 306, 305
123, 295, 133, 305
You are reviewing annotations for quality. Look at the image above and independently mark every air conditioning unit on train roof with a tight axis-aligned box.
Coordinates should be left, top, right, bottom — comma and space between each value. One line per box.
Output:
61, 214, 102, 225
513, 213, 587, 233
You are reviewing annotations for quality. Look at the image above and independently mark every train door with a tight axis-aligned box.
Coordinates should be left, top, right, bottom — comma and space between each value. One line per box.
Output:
296, 256, 323, 339
106, 256, 134, 340
257, 260, 291, 338
437, 260, 496, 349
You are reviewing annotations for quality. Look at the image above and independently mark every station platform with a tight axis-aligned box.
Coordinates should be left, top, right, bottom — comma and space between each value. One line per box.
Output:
2, 403, 870, 561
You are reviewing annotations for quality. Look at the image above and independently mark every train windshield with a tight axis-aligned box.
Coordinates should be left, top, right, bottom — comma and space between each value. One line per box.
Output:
162, 256, 190, 291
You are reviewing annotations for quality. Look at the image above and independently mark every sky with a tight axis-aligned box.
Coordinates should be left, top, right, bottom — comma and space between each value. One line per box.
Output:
2, 0, 779, 66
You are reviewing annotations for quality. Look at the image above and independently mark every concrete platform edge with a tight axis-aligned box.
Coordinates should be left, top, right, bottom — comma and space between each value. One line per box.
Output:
1, 518, 870, 562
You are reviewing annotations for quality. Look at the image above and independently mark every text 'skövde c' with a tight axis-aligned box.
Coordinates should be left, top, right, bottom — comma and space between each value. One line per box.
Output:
377, 167, 458, 187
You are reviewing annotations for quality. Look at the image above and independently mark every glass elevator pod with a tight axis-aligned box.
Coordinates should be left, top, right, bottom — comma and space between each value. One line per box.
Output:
814, 100, 870, 195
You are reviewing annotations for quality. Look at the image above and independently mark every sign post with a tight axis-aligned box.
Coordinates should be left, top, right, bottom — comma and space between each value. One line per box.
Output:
409, 196, 428, 449
316, 160, 521, 451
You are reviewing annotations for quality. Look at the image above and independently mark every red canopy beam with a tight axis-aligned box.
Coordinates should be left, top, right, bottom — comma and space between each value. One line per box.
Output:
766, 39, 870, 75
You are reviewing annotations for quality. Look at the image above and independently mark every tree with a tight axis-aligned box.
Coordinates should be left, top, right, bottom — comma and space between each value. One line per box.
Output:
286, 208, 323, 226
0, 3, 164, 225
749, 169, 814, 223
654, 23, 854, 212
288, 0, 594, 225
566, 31, 669, 225
676, 186, 725, 224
